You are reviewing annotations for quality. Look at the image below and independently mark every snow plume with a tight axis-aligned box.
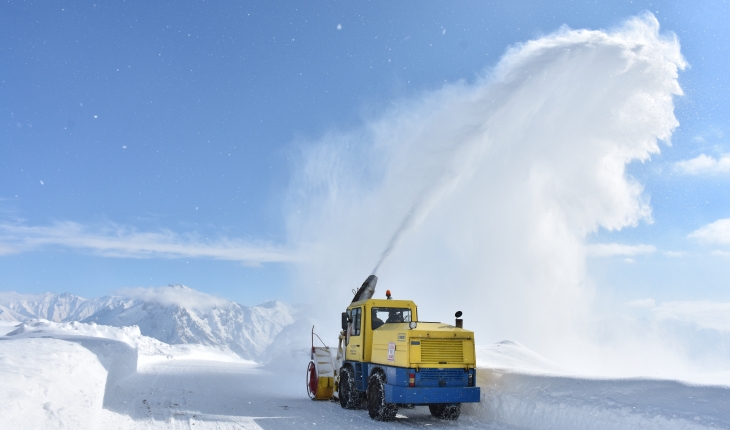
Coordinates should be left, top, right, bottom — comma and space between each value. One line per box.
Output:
288, 14, 688, 375
115, 285, 227, 311
650, 300, 730, 333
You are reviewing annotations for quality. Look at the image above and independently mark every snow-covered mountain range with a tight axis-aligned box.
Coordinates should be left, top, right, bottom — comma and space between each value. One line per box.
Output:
0, 291, 119, 323
0, 286, 296, 361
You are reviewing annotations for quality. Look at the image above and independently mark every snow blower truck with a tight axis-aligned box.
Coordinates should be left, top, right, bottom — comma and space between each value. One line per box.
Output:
306, 275, 480, 421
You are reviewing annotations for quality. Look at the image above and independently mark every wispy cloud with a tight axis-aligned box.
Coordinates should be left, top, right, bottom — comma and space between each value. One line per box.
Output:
674, 154, 730, 175
0, 243, 18, 256
586, 243, 656, 258
0, 221, 296, 264
688, 218, 730, 246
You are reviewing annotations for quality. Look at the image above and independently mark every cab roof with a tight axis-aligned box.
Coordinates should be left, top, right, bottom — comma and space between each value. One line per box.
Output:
348, 298, 417, 309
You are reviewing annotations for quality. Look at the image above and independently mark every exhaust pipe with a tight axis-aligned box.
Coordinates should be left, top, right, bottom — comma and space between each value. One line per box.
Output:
455, 311, 463, 328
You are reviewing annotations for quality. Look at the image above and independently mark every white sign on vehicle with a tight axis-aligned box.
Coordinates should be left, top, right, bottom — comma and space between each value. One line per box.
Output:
387, 342, 396, 361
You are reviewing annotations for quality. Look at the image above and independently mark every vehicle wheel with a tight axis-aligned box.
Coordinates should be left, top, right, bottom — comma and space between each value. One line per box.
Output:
367, 372, 397, 421
339, 366, 359, 409
428, 403, 461, 420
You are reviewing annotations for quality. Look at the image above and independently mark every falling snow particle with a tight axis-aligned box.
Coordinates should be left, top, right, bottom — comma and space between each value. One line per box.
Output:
40, 180, 44, 185
337, 24, 342, 30
442, 28, 446, 35
122, 145, 127, 149
94, 115, 98, 119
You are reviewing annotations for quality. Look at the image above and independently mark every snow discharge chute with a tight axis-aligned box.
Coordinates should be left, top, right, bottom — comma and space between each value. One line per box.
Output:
351, 274, 377, 303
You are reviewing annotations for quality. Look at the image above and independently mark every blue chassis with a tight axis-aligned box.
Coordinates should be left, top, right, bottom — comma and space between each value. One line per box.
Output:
343, 360, 481, 405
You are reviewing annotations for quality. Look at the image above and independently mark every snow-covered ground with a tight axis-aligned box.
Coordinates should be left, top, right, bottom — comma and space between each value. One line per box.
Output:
2, 320, 729, 429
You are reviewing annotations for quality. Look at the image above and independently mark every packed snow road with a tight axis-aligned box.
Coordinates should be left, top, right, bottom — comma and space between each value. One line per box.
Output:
99, 359, 508, 429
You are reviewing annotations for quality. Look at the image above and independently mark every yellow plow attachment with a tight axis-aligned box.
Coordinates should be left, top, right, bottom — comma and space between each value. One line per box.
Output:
306, 326, 336, 400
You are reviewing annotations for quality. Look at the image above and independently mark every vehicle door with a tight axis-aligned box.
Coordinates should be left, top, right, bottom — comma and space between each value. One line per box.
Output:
345, 307, 363, 361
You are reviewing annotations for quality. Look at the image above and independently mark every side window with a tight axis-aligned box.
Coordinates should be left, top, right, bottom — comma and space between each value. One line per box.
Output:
351, 307, 361, 336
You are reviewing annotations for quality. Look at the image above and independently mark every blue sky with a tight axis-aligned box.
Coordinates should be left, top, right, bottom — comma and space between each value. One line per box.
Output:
1, 0, 729, 306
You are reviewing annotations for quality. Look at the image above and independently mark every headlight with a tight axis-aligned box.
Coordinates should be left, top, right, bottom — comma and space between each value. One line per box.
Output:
409, 321, 417, 329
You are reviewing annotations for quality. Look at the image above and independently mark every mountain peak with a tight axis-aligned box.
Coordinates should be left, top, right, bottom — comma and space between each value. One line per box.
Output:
256, 300, 282, 308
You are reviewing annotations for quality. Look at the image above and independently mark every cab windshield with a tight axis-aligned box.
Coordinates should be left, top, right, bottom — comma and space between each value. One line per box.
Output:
371, 307, 412, 330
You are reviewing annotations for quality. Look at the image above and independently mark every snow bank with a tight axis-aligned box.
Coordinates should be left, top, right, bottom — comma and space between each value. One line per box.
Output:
0, 337, 107, 429
6, 319, 250, 365
466, 369, 730, 430
465, 341, 730, 429
0, 319, 260, 429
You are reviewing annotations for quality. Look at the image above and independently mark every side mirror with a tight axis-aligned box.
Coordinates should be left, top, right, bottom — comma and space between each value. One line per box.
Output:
341, 312, 349, 331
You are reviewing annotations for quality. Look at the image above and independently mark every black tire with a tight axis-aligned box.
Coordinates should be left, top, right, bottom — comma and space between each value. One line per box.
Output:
428, 403, 461, 420
339, 367, 359, 409
367, 372, 397, 421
